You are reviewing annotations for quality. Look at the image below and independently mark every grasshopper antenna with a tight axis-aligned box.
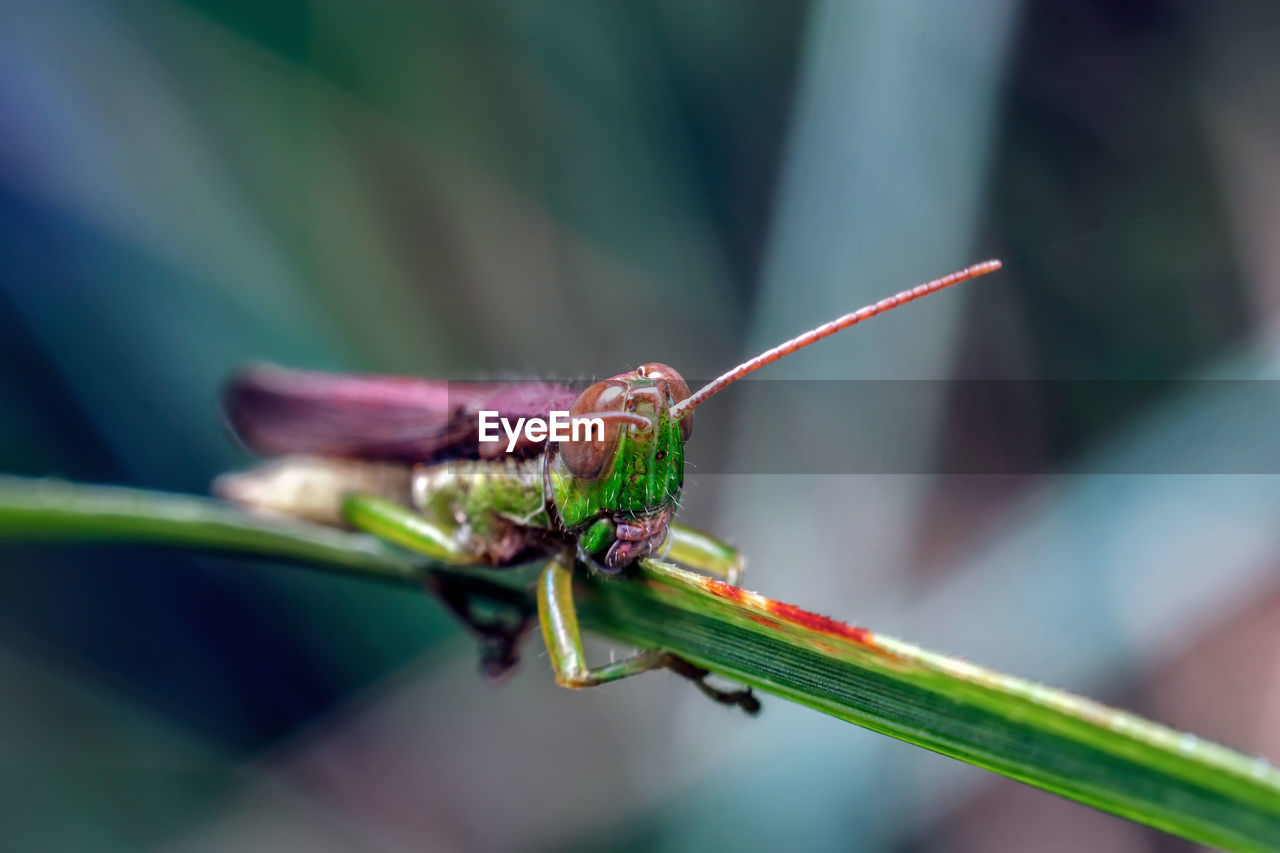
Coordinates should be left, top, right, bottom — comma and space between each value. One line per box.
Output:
670, 259, 1002, 420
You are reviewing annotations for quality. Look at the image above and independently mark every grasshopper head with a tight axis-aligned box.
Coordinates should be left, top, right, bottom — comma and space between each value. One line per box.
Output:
548, 363, 693, 573
545, 261, 1003, 574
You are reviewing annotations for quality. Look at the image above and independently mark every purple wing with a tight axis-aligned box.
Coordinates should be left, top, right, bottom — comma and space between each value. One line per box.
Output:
223, 365, 580, 463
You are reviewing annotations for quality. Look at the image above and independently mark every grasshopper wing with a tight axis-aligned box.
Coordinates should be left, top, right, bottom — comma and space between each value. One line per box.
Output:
223, 365, 579, 462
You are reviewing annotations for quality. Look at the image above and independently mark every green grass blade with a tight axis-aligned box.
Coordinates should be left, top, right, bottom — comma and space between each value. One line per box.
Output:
1, 477, 1278, 850
0, 476, 422, 584
587, 562, 1280, 851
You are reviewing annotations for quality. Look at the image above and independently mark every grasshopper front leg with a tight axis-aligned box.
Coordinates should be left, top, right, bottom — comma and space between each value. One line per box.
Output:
537, 555, 669, 687
537, 555, 760, 712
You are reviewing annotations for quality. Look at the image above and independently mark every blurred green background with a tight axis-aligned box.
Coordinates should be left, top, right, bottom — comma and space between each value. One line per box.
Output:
3, 1, 1280, 850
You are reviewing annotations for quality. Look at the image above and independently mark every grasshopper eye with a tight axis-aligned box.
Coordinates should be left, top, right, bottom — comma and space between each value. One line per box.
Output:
560, 379, 626, 480
638, 363, 693, 440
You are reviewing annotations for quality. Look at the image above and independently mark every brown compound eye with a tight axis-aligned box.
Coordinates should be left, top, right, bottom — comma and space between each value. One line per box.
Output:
559, 379, 627, 480
638, 362, 693, 440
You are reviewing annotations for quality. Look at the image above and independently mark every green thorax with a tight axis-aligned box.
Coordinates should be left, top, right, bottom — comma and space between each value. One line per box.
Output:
548, 408, 684, 531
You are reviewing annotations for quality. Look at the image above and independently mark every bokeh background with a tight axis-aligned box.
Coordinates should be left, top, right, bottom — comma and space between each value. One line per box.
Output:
3, 1, 1280, 850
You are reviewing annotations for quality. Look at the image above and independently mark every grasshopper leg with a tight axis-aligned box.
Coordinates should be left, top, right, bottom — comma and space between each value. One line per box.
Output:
537, 555, 668, 686
637, 556, 761, 713
343, 494, 533, 677
663, 656, 761, 714
660, 523, 745, 587
427, 572, 536, 680
537, 556, 759, 713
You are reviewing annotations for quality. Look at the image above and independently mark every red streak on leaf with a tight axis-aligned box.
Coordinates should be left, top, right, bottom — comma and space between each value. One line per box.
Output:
704, 579, 746, 603
695, 577, 895, 660
765, 599, 873, 646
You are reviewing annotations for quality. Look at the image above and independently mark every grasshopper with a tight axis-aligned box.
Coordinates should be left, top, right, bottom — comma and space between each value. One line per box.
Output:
217, 260, 1001, 712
